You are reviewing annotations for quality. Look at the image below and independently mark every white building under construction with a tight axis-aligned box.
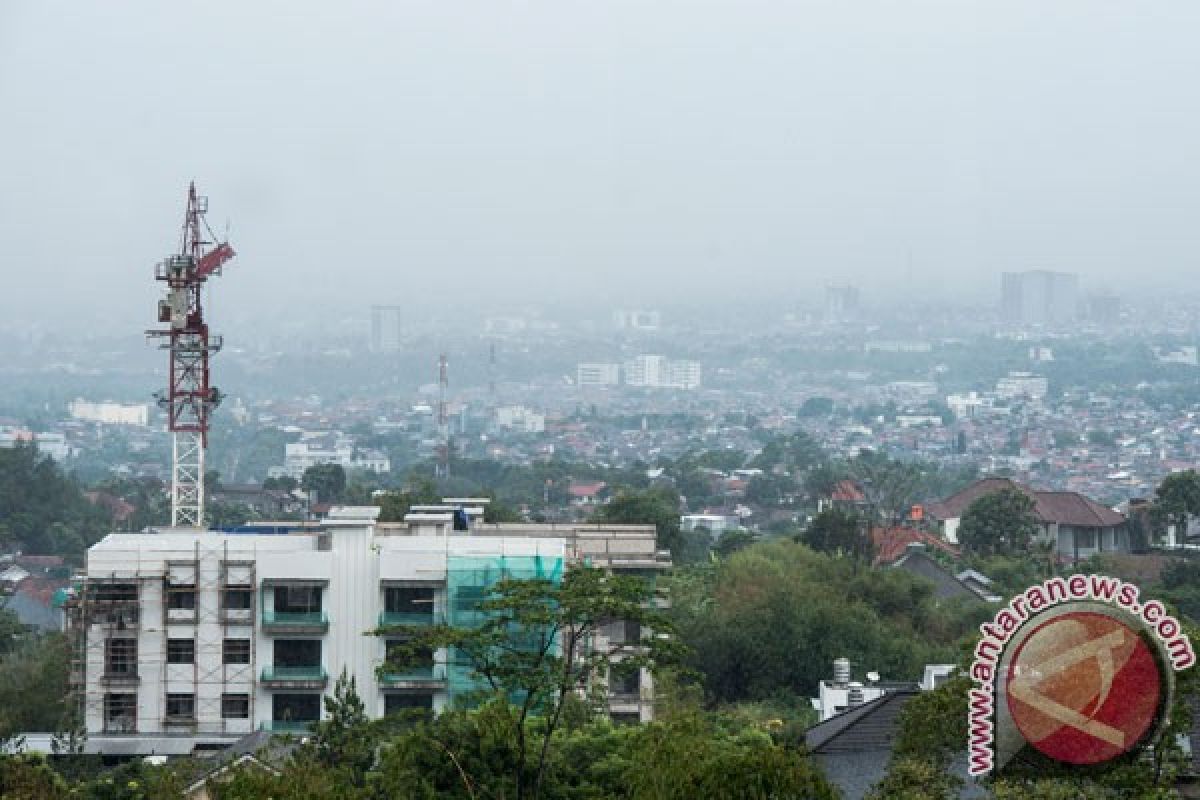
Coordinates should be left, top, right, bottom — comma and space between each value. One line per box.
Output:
71, 506, 669, 755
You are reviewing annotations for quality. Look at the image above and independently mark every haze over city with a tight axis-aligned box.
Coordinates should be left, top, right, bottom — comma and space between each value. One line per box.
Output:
7, 4, 1200, 798
4, 1, 1200, 332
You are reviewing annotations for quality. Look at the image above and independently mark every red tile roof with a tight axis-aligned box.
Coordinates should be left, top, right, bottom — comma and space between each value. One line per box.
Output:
872, 527, 960, 566
567, 481, 607, 498
830, 480, 865, 503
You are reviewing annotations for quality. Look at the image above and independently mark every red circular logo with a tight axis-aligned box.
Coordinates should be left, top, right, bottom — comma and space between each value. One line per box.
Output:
1006, 611, 1163, 765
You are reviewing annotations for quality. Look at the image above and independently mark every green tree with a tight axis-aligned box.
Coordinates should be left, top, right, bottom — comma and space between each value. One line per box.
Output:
263, 475, 298, 492
673, 540, 967, 706
797, 397, 834, 418
378, 564, 682, 800
800, 509, 864, 559
625, 711, 838, 800
0, 634, 74, 738
311, 670, 373, 783
0, 754, 71, 799
1153, 469, 1200, 542
592, 486, 695, 560
206, 501, 254, 529
376, 477, 440, 523
300, 464, 347, 504
957, 486, 1040, 557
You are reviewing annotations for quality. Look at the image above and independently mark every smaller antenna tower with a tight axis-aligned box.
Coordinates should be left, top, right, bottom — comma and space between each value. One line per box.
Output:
488, 341, 497, 400
436, 353, 450, 479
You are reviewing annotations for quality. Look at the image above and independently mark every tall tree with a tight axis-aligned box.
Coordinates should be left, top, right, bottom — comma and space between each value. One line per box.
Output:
378, 564, 682, 800
957, 487, 1040, 557
800, 509, 865, 561
1153, 469, 1200, 542
300, 464, 347, 504
592, 487, 693, 559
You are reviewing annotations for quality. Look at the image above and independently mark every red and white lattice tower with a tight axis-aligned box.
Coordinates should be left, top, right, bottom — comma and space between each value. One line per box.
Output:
148, 183, 235, 528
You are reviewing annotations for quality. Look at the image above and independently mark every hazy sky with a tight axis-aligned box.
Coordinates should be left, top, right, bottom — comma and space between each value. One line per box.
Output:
3, 1, 1200, 330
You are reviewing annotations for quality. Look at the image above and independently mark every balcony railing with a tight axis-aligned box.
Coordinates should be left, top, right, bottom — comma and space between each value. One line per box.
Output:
260, 666, 328, 687
380, 664, 447, 687
259, 719, 317, 734
99, 671, 140, 685
261, 610, 328, 633
378, 611, 442, 628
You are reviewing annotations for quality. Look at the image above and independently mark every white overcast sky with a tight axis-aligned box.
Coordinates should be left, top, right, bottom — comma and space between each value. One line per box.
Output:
2, 1, 1199, 329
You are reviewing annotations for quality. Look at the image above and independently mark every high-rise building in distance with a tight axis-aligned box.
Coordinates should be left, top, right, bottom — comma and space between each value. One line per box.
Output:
1001, 270, 1079, 326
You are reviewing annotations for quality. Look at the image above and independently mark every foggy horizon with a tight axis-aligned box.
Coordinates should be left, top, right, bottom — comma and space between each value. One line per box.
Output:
4, 1, 1200, 331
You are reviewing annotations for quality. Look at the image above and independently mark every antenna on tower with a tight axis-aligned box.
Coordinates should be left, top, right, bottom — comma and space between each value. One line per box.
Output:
488, 341, 497, 401
147, 182, 236, 528
436, 353, 450, 479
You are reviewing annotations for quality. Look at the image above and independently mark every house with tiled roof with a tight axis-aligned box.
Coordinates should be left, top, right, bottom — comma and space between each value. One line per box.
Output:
926, 477, 1128, 562
567, 481, 608, 506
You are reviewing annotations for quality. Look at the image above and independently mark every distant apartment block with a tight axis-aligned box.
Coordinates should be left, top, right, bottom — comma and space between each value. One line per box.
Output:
1154, 346, 1199, 367
624, 355, 702, 390
946, 391, 987, 420
1001, 270, 1079, 326
0, 428, 73, 461
69, 400, 150, 427
493, 405, 545, 434
825, 285, 860, 323
369, 306, 403, 353
995, 371, 1048, 402
576, 363, 621, 387
269, 432, 391, 480
864, 340, 931, 354
612, 310, 661, 331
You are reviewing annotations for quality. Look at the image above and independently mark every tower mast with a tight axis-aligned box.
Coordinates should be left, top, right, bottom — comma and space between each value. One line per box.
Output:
148, 183, 235, 528
436, 353, 450, 479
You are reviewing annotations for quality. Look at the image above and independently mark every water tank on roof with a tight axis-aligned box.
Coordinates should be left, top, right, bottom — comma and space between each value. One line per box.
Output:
833, 657, 850, 687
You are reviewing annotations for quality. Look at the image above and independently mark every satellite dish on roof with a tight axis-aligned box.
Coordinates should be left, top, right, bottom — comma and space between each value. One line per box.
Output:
866, 671, 880, 683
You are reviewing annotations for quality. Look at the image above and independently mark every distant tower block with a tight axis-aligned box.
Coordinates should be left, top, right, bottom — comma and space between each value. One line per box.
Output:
488, 341, 497, 400
148, 183, 236, 528
825, 285, 860, 323
370, 305, 403, 352
436, 353, 450, 479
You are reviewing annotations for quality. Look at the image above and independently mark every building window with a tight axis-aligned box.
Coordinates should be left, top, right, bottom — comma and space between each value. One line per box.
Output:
165, 693, 195, 720
611, 668, 639, 697
105, 638, 138, 677
166, 587, 196, 610
223, 589, 253, 610
104, 693, 137, 732
1077, 528, 1097, 549
274, 585, 321, 613
384, 586, 434, 614
384, 692, 433, 715
274, 639, 321, 668
272, 693, 320, 723
95, 583, 138, 603
221, 693, 250, 719
223, 638, 252, 665
166, 638, 195, 664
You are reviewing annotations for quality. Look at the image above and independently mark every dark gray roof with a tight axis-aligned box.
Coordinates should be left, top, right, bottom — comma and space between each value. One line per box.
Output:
806, 689, 918, 754
891, 550, 987, 603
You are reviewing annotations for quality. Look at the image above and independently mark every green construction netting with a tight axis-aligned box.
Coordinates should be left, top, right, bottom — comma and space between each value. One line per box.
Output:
445, 553, 564, 703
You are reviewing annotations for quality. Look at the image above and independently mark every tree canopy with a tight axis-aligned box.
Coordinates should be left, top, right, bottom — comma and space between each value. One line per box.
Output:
957, 487, 1040, 557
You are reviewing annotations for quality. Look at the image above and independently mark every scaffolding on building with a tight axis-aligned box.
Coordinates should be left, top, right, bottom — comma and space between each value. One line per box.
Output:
67, 540, 258, 738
